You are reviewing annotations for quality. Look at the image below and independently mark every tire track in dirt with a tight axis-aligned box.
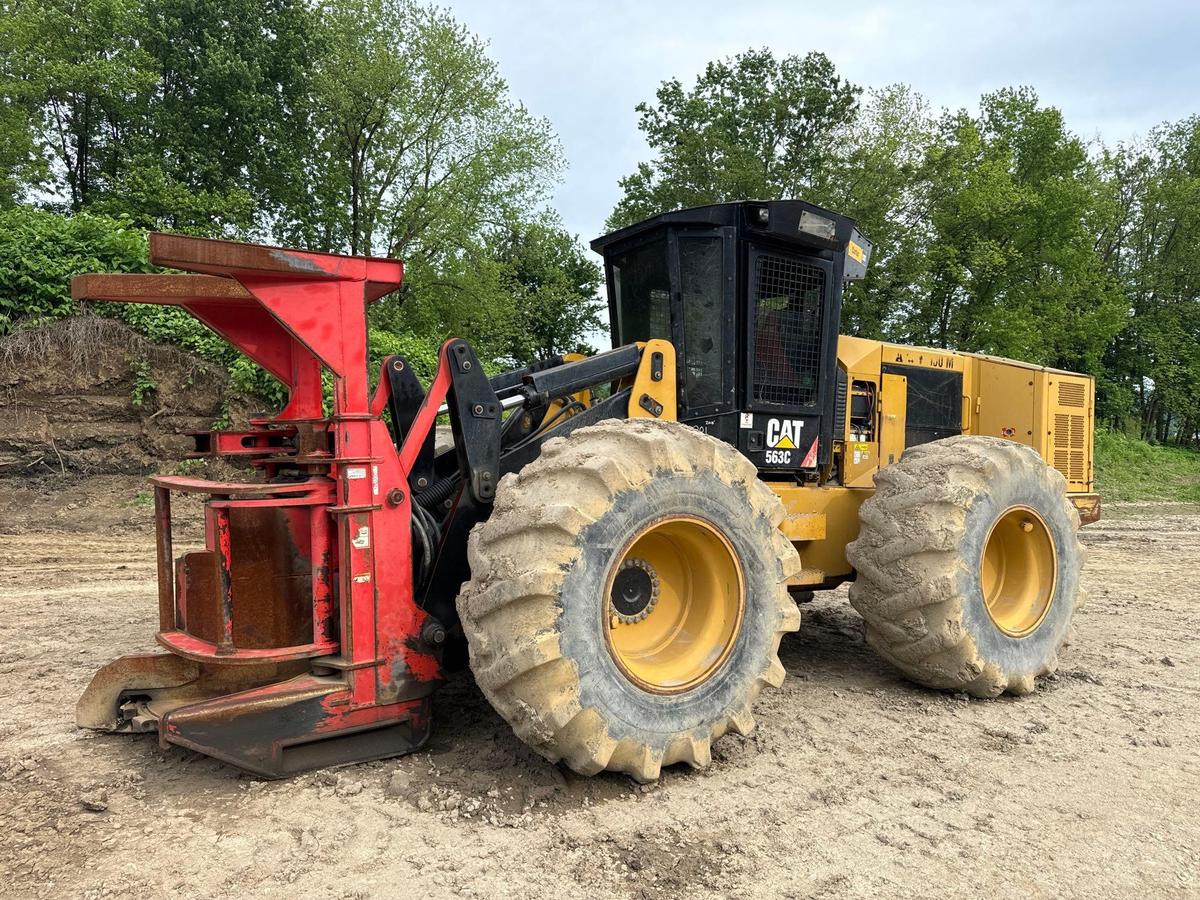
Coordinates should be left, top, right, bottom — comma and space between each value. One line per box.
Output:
0, 504, 1197, 899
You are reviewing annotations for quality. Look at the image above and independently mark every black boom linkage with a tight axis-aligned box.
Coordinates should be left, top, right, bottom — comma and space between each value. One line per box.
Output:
381, 341, 644, 657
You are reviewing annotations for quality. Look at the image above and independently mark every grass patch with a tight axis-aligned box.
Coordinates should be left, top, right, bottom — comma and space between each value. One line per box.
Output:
1094, 429, 1200, 503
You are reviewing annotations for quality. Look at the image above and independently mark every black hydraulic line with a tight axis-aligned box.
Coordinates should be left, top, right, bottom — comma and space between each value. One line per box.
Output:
414, 500, 442, 547
501, 401, 585, 456
411, 510, 433, 581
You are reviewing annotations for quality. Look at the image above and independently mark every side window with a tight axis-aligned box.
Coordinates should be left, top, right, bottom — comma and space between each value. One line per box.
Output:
678, 236, 724, 410
611, 238, 670, 345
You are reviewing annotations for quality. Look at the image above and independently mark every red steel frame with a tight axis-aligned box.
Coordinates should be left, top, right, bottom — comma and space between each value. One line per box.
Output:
74, 235, 454, 776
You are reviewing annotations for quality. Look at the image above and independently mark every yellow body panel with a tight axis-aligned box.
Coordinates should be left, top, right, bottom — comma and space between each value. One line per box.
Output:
841, 337, 1095, 493
761, 335, 1096, 586
626, 339, 678, 421
765, 484, 869, 585
607, 334, 1094, 587
879, 373, 907, 469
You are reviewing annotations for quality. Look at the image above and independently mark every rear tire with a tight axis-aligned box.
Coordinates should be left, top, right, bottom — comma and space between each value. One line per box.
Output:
456, 419, 801, 781
846, 436, 1083, 697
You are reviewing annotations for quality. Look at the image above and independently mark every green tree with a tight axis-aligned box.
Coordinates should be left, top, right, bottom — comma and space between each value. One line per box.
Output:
490, 218, 604, 363
276, 0, 569, 377
1098, 119, 1200, 442
825, 84, 935, 339
899, 89, 1125, 373
0, 0, 601, 408
0, 0, 156, 212
607, 49, 859, 230
0, 0, 319, 234
606, 52, 935, 342
0, 7, 47, 205
104, 0, 320, 234
285, 0, 561, 259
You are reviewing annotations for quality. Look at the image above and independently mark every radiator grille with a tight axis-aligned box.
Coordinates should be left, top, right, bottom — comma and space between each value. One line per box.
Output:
750, 254, 825, 407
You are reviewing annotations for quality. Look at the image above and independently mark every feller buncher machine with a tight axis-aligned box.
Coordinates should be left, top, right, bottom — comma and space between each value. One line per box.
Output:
75, 200, 1098, 782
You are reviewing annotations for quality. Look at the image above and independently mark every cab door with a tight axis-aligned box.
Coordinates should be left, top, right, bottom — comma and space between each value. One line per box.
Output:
670, 227, 737, 421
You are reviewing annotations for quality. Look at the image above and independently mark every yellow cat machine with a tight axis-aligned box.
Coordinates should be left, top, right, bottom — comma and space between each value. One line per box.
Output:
76, 200, 1096, 783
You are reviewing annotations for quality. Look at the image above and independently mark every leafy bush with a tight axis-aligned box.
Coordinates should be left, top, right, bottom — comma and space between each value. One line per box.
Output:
0, 207, 519, 412
367, 327, 443, 382
0, 207, 151, 333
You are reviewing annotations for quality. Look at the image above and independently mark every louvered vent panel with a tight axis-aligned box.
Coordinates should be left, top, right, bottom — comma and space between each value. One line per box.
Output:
1069, 415, 1085, 449
1058, 382, 1086, 408
1050, 380, 1091, 488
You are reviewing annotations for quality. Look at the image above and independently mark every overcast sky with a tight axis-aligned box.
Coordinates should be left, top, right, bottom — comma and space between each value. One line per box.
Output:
446, 0, 1200, 248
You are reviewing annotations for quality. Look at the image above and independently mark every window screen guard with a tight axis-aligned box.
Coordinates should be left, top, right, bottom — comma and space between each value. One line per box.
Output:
882, 364, 963, 448
750, 250, 827, 408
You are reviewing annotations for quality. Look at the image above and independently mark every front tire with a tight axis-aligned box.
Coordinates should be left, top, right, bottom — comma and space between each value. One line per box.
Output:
456, 419, 801, 781
846, 436, 1083, 697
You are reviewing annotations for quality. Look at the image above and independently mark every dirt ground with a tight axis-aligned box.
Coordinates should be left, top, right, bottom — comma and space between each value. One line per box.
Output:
1, 479, 1197, 899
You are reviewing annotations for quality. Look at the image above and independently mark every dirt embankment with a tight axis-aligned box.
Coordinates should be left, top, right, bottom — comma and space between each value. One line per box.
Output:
0, 500, 1197, 899
0, 317, 229, 478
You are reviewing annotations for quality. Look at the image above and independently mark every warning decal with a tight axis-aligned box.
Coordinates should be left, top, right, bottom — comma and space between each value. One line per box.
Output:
800, 437, 819, 468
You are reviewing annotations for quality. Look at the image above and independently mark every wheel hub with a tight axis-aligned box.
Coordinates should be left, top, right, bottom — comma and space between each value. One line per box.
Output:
610, 558, 660, 623
604, 515, 745, 694
981, 505, 1057, 638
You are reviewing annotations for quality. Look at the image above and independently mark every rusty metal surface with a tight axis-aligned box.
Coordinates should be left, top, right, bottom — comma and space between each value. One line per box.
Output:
157, 630, 336, 663
152, 233, 338, 277
159, 674, 433, 778
1071, 492, 1102, 525
149, 233, 400, 283
76, 652, 310, 734
72, 273, 251, 303
76, 653, 200, 729
177, 550, 221, 644
154, 479, 336, 663
154, 486, 175, 632
149, 475, 319, 496
188, 428, 298, 458
227, 506, 314, 650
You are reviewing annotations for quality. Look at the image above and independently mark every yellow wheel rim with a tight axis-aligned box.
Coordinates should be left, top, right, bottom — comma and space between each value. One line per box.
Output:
604, 516, 744, 694
980, 506, 1057, 637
